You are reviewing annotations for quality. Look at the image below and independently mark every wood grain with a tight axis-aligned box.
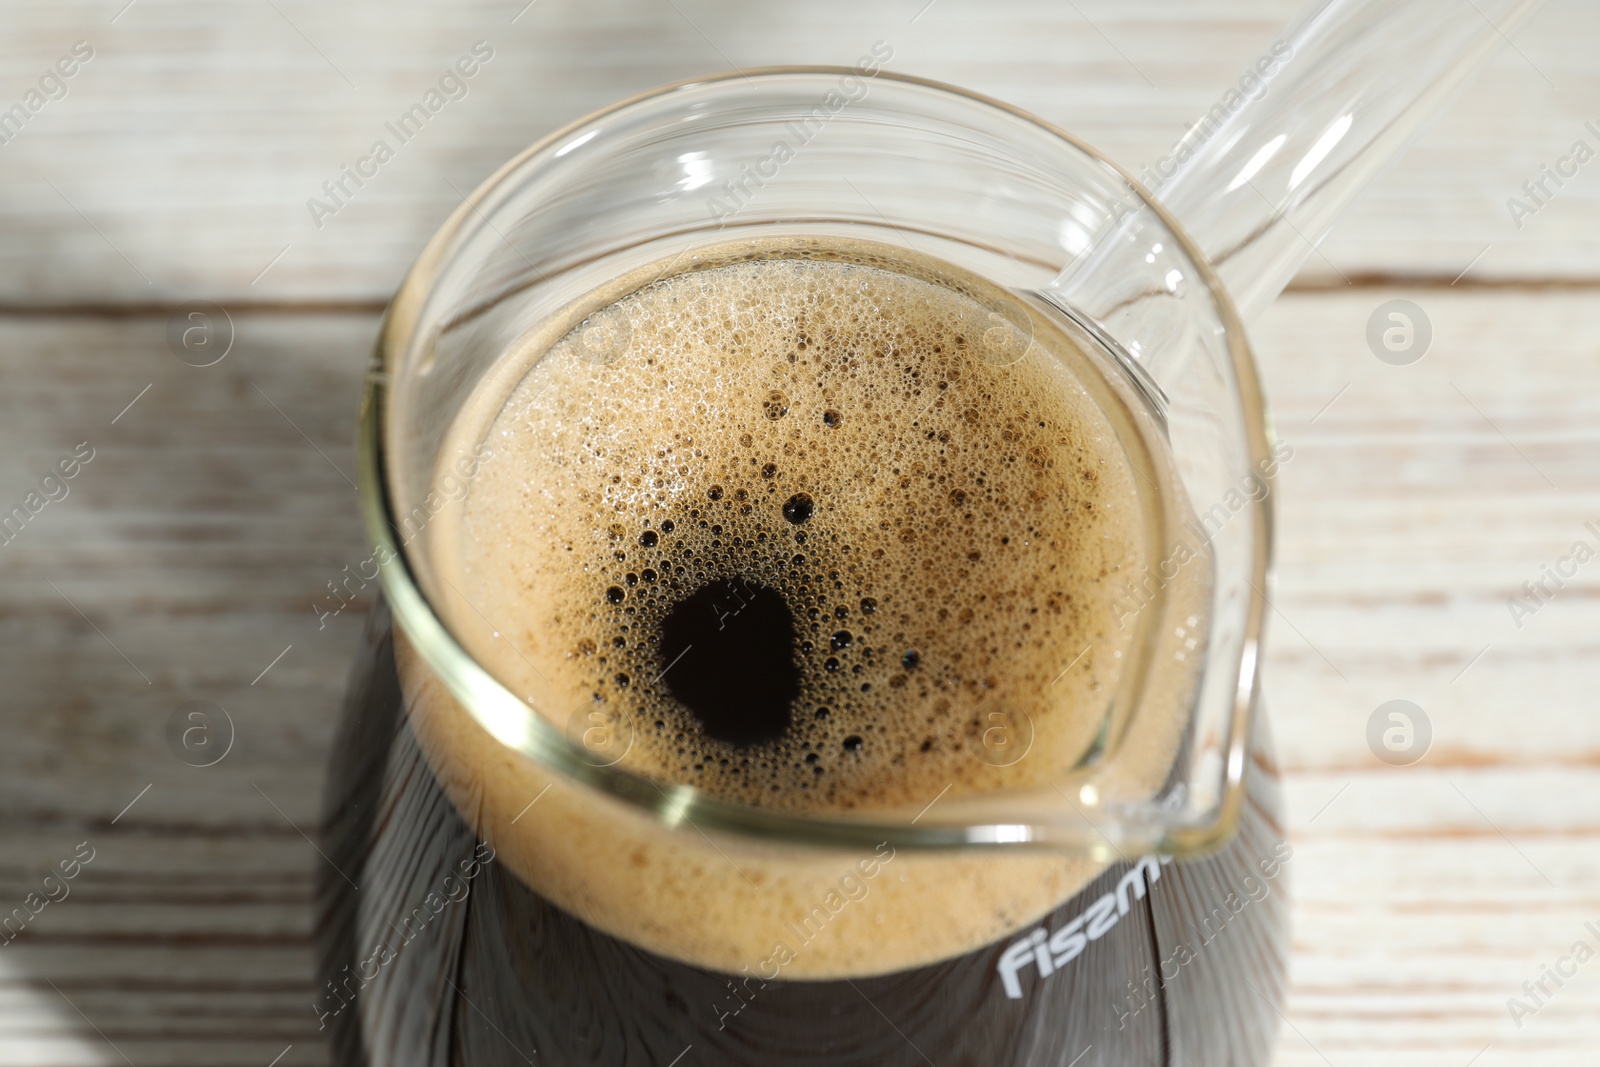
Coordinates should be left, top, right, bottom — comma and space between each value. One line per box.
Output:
1253, 288, 1600, 1066
4, 287, 1598, 1064
0, 311, 372, 1067
2, 1, 1598, 1064
0, 0, 1596, 307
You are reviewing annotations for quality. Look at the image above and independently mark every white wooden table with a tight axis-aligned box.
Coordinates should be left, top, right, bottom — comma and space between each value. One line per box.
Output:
2, 1, 1596, 1064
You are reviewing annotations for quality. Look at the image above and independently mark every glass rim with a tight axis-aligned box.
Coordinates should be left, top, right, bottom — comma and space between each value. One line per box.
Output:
359, 66, 1272, 858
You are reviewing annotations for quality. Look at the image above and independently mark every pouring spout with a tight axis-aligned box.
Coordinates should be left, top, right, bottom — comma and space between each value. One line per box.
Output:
1052, 0, 1546, 326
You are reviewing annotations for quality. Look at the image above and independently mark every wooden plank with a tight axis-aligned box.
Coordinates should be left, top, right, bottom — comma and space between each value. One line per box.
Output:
0, 0, 1595, 306
0, 312, 372, 842
1, 285, 1597, 1061
1253, 289, 1600, 1066
0, 310, 369, 1064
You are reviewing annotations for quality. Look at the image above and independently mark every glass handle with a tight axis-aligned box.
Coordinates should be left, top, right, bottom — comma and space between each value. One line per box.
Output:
1051, 0, 1546, 326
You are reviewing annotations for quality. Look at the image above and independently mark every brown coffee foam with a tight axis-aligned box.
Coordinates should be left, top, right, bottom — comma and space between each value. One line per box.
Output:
405, 238, 1208, 977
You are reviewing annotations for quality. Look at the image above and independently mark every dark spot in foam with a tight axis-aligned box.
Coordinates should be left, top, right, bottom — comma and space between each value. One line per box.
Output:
658, 580, 797, 746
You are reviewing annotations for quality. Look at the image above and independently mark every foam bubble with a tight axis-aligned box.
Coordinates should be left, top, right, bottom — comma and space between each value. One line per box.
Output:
446, 247, 1145, 809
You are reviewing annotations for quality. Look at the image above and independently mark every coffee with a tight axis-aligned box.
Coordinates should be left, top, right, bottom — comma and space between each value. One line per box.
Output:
435, 240, 1152, 811
318, 238, 1287, 1066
